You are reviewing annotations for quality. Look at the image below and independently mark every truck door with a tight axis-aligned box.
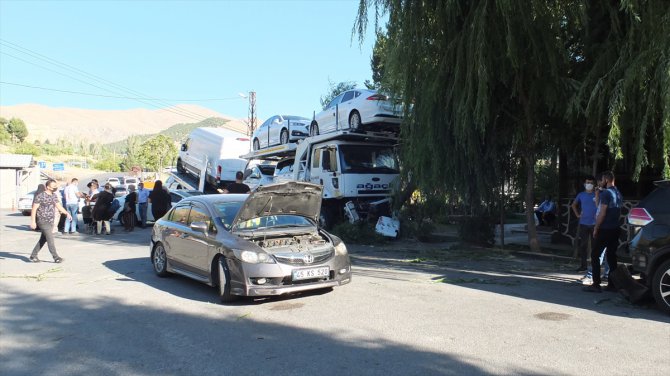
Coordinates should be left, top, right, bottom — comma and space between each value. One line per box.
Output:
313, 147, 339, 198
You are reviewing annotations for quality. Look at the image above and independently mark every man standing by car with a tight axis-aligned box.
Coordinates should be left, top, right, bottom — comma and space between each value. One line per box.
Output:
29, 179, 71, 263
583, 171, 623, 293
221, 171, 251, 194
137, 182, 150, 228
63, 178, 83, 234
571, 176, 597, 272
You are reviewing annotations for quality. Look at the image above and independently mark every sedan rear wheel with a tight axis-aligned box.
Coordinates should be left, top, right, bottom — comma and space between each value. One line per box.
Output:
280, 129, 289, 144
152, 242, 169, 277
349, 111, 361, 130
217, 257, 238, 303
652, 259, 670, 313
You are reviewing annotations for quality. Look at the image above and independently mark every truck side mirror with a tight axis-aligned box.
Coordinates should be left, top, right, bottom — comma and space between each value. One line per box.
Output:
181, 144, 187, 151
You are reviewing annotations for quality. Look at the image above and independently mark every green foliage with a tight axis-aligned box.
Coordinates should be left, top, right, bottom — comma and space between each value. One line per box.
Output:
320, 80, 357, 109
137, 135, 178, 172
7, 117, 28, 143
330, 222, 387, 244
94, 159, 122, 172
457, 216, 495, 246
12, 142, 40, 156
121, 136, 143, 171
0, 121, 11, 145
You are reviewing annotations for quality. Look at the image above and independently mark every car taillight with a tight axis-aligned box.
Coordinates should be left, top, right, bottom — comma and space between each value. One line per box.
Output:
628, 207, 654, 226
217, 166, 221, 178
366, 94, 388, 101
236, 138, 249, 141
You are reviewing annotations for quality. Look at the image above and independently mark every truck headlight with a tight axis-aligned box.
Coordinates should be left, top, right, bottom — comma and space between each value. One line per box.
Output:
233, 249, 275, 264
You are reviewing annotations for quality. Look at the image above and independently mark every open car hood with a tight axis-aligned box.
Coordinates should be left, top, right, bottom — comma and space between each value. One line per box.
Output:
231, 182, 323, 227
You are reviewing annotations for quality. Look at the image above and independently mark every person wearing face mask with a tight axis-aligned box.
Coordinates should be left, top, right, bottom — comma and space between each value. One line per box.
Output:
29, 179, 71, 263
571, 176, 597, 272
583, 171, 623, 293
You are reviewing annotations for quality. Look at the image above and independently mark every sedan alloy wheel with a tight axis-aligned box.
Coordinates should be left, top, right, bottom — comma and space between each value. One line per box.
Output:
153, 243, 169, 277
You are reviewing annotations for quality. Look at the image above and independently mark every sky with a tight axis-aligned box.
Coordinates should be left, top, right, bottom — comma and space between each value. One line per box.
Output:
0, 0, 380, 123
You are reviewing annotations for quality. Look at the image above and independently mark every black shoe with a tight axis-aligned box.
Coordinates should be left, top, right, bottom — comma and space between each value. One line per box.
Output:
576, 267, 587, 272
29, 256, 40, 263
54, 257, 64, 263
583, 285, 602, 293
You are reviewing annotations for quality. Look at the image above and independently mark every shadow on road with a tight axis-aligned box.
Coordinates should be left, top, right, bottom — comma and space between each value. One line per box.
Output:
1, 286, 549, 376
349, 243, 670, 323
104, 257, 336, 307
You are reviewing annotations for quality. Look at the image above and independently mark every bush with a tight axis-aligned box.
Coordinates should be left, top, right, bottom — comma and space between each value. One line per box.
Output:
330, 222, 387, 245
94, 159, 122, 172
457, 216, 495, 246
12, 142, 40, 156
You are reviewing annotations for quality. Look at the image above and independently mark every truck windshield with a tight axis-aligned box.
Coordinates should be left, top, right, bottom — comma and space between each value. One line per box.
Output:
338, 145, 398, 173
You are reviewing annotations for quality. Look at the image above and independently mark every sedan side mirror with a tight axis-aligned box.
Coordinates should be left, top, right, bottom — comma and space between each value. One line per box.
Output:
190, 221, 208, 234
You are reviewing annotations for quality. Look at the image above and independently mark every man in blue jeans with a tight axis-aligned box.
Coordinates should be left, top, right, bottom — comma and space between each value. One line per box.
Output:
63, 178, 83, 234
137, 182, 150, 228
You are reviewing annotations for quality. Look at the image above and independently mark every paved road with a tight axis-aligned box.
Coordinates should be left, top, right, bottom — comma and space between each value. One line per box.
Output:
1, 210, 668, 376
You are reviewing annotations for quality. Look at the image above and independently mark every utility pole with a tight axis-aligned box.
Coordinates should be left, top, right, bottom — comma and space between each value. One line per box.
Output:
247, 91, 257, 137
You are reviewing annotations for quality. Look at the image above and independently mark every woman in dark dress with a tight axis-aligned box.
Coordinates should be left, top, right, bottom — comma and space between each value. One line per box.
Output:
92, 184, 114, 235
123, 185, 138, 232
148, 180, 171, 221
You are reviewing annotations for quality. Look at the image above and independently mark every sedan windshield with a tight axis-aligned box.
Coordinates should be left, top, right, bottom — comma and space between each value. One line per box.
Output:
235, 215, 313, 231
338, 145, 399, 173
212, 201, 245, 230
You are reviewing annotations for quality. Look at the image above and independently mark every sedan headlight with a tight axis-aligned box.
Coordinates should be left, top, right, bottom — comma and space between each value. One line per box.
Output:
334, 242, 348, 256
233, 249, 275, 264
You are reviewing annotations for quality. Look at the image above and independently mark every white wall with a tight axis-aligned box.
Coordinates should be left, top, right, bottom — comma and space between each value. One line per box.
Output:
0, 167, 40, 209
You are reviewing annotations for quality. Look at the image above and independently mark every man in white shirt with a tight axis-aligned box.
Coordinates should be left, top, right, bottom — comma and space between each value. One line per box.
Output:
137, 182, 151, 228
63, 178, 83, 234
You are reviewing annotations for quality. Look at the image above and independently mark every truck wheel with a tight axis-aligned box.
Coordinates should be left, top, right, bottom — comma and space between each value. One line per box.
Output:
310, 122, 320, 137
280, 129, 289, 144
176, 158, 185, 173
253, 138, 260, 151
652, 259, 670, 313
349, 110, 361, 130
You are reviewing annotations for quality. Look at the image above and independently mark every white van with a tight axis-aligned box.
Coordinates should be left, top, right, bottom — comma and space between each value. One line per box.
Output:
176, 127, 251, 189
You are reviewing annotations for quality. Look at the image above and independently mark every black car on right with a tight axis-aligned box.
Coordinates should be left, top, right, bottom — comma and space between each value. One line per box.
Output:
627, 180, 670, 313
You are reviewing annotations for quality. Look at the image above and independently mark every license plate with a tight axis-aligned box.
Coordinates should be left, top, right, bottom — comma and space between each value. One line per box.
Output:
292, 267, 329, 281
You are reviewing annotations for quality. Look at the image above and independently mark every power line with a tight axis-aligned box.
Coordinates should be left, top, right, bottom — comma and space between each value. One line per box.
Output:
0, 39, 211, 122
0, 39, 247, 133
1, 50, 207, 123
0, 81, 245, 102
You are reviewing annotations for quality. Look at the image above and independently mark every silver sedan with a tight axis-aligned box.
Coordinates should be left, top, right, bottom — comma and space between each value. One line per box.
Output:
149, 182, 352, 302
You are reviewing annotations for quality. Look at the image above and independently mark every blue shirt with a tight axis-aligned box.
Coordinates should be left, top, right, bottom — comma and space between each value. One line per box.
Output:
538, 200, 555, 213
574, 191, 596, 226
137, 188, 151, 204
598, 187, 623, 229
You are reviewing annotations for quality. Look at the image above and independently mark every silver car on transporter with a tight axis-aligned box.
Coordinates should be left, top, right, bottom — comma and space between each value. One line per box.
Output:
149, 182, 352, 302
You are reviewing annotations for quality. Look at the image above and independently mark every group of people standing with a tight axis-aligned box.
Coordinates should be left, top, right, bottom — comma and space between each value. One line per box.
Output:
28, 177, 172, 263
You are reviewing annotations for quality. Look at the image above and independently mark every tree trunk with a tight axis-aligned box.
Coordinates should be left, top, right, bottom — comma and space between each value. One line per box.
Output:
524, 155, 541, 252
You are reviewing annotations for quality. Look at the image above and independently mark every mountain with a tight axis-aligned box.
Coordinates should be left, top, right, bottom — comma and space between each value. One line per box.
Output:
0, 103, 248, 143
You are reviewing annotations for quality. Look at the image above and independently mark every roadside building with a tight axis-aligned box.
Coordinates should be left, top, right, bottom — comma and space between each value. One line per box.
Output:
0, 153, 40, 209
